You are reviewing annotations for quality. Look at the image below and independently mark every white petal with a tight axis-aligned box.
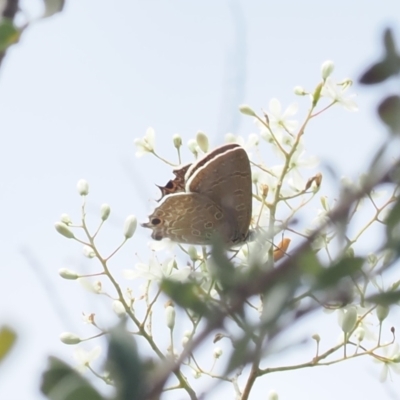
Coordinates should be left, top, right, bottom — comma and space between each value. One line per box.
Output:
269, 98, 282, 116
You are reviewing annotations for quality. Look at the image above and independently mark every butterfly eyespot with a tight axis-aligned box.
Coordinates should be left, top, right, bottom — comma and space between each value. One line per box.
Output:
204, 222, 213, 228
166, 180, 174, 189
151, 218, 162, 225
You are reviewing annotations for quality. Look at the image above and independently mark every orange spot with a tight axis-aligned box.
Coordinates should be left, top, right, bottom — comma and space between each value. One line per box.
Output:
273, 238, 291, 261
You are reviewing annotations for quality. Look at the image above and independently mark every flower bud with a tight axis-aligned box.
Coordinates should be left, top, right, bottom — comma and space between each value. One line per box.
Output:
213, 347, 223, 359
312, 82, 323, 107
261, 184, 269, 199
83, 245, 96, 258
192, 370, 201, 379
340, 307, 357, 333
224, 133, 236, 143
187, 246, 198, 262
312, 333, 320, 343
321, 60, 335, 79
123, 215, 137, 239
60, 332, 81, 345
100, 204, 111, 221
165, 305, 175, 330
173, 134, 182, 149
113, 300, 126, 317
77, 179, 89, 196
59, 268, 79, 280
251, 171, 259, 184
187, 139, 198, 156
60, 214, 72, 225
294, 86, 306, 95
268, 390, 279, 400
239, 104, 256, 117
196, 131, 209, 153
55, 222, 75, 239
377, 305, 390, 322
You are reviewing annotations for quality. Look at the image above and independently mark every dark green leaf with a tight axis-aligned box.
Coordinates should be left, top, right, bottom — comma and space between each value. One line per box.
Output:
384, 28, 397, 58
0, 326, 17, 363
161, 279, 210, 316
385, 197, 400, 232
297, 248, 324, 277
106, 324, 146, 400
210, 238, 236, 290
359, 28, 400, 84
378, 95, 400, 133
40, 357, 104, 400
225, 334, 252, 373
368, 290, 400, 306
0, 19, 20, 52
314, 257, 364, 290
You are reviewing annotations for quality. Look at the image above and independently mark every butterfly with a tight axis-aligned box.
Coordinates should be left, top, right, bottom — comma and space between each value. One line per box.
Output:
142, 143, 252, 245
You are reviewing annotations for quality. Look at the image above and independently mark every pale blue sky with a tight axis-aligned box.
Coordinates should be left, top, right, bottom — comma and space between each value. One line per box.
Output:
1, 1, 399, 399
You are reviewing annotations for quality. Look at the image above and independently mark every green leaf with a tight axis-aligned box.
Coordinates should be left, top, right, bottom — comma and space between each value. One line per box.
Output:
297, 248, 324, 277
0, 326, 17, 363
314, 257, 364, 290
210, 238, 236, 290
161, 279, 210, 316
0, 19, 20, 52
359, 28, 400, 84
368, 290, 400, 306
378, 95, 400, 133
106, 324, 146, 400
40, 357, 104, 400
385, 198, 400, 248
43, 0, 65, 18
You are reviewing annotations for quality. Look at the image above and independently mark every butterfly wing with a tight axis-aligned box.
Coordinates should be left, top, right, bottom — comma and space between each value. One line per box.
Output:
141, 193, 231, 245
185, 145, 252, 243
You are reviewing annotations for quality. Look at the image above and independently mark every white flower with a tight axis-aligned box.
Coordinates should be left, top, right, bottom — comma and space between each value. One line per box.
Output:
374, 343, 400, 382
112, 300, 126, 317
134, 127, 155, 157
73, 346, 101, 372
321, 77, 358, 111
148, 238, 176, 252
224, 133, 259, 151
123, 257, 191, 283
265, 98, 299, 134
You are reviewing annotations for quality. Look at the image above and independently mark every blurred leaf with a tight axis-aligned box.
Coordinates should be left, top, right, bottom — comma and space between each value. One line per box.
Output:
225, 334, 252, 373
161, 279, 210, 316
0, 19, 20, 52
106, 324, 145, 400
314, 257, 364, 290
210, 238, 236, 290
390, 279, 400, 291
384, 28, 398, 58
368, 290, 400, 306
41, 356, 103, 400
0, 326, 17, 363
359, 28, 400, 84
297, 248, 324, 277
43, 0, 65, 18
378, 95, 400, 133
385, 197, 400, 232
